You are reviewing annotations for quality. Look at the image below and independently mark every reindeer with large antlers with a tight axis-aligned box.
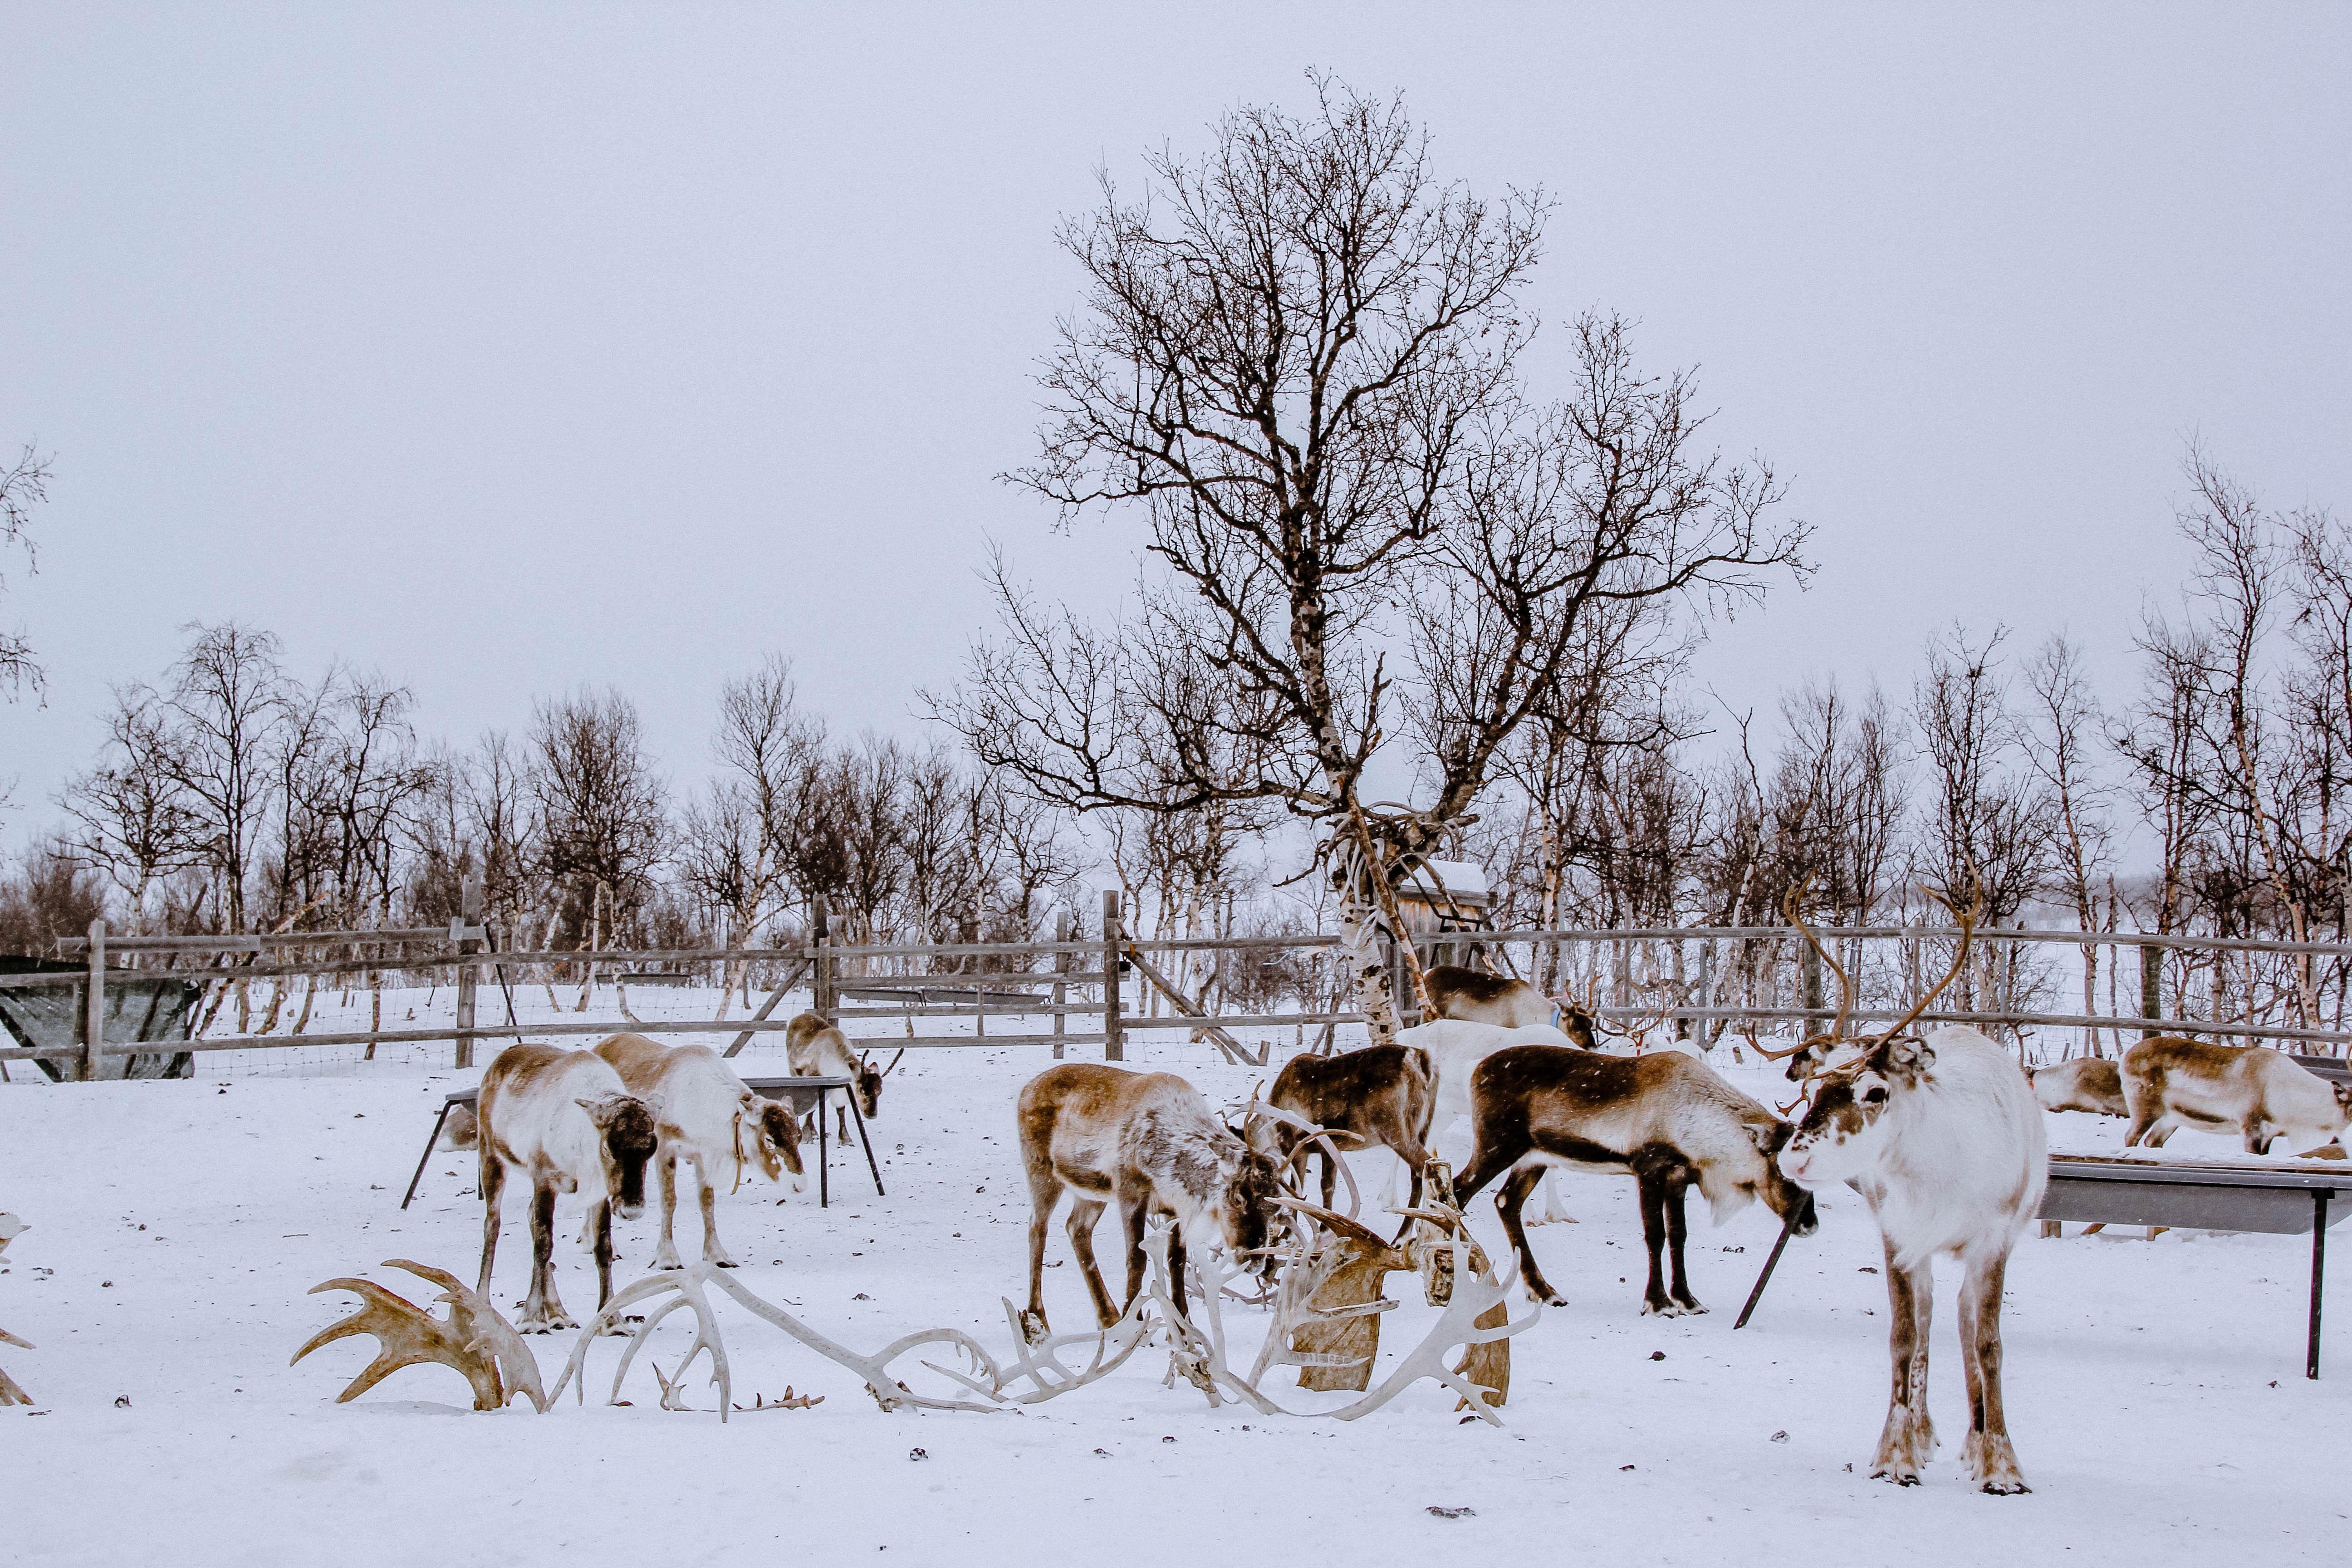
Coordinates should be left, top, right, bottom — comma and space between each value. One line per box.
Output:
1776, 884, 2047, 1494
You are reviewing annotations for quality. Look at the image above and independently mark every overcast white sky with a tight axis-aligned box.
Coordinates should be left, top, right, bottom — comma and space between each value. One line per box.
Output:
4, 4, 2347, 854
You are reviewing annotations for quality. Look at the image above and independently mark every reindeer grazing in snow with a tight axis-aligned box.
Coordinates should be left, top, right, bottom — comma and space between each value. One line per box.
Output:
475, 1044, 660, 1332
592, 1033, 806, 1270
1455, 1044, 1817, 1313
1777, 891, 2045, 1494
783, 1011, 900, 1140
1016, 1062, 1292, 1341
2029, 1058, 2127, 1118
1264, 1043, 1435, 1215
2121, 1036, 2352, 1154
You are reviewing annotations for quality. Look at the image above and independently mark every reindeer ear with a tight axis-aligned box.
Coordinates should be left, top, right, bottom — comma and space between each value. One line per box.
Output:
1883, 1036, 1936, 1077
575, 1094, 616, 1124
1744, 1121, 1790, 1155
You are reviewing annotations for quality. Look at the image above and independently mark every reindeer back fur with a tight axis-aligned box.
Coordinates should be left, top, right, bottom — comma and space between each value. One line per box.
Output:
1426, 965, 1556, 1029
1400, 1017, 1577, 1129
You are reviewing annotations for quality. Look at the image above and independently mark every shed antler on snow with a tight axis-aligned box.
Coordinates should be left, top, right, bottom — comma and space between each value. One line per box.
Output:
293, 1259, 549, 1412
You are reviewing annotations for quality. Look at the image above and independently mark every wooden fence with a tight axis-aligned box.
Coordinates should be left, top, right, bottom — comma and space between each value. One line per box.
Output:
10, 894, 2352, 1083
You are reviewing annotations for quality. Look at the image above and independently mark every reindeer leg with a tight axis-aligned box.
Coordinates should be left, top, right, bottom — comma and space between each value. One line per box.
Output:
1872, 1242, 1934, 1485
520, 1182, 574, 1333
1496, 1165, 1565, 1307
477, 1155, 505, 1296
653, 1151, 684, 1270
1165, 1224, 1190, 1325
1959, 1248, 2028, 1494
696, 1152, 735, 1267
1023, 1174, 1063, 1342
1637, 1171, 1675, 1315
591, 1199, 619, 1325
1117, 1191, 1152, 1321
1066, 1198, 1118, 1328
1666, 1179, 1703, 1313
1319, 1147, 1338, 1211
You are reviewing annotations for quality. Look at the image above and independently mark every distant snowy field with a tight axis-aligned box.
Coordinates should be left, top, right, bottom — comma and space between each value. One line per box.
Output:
2, 991, 2346, 1567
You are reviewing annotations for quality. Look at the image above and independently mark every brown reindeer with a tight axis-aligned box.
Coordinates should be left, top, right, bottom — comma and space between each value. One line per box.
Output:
2122, 1037, 2352, 1153
1016, 1063, 1291, 1340
784, 1011, 901, 1140
1264, 1043, 1436, 1216
1457, 1046, 1817, 1313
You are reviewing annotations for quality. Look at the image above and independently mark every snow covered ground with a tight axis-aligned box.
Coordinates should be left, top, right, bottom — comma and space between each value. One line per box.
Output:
2, 999, 2347, 1567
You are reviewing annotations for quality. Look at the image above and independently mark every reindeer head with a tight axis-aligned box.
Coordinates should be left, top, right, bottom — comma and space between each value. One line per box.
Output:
1739, 1117, 1820, 1235
744, 1093, 807, 1189
1779, 1035, 1937, 1188
1219, 1144, 1294, 1282
577, 1093, 659, 1220
853, 1049, 903, 1120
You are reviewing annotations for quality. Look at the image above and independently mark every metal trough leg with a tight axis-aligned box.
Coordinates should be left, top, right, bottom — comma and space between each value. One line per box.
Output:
2311, 1190, 2329, 1381
848, 1095, 885, 1198
401, 1100, 456, 1211
1734, 1210, 1801, 1330
817, 1088, 830, 1209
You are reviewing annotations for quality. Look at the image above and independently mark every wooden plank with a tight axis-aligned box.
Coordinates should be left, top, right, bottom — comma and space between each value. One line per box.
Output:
721, 956, 812, 1058
1103, 891, 1122, 1062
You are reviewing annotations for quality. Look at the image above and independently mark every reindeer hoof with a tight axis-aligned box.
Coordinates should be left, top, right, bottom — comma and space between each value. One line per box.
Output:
514, 1313, 574, 1335
653, 1259, 684, 1272
1872, 1466, 1922, 1488
1018, 1310, 1049, 1345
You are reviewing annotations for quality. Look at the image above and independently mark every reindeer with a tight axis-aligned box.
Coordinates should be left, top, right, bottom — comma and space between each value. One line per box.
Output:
1016, 1062, 1291, 1341
1455, 1044, 1817, 1313
475, 1044, 660, 1333
2029, 1057, 2127, 1118
592, 1033, 806, 1270
783, 1011, 901, 1140
2121, 1037, 2352, 1154
1776, 888, 2045, 1494
1263, 1043, 1436, 1216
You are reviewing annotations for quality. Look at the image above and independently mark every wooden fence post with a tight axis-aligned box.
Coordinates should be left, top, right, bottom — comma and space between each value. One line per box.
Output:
83, 916, 106, 1083
1053, 908, 1071, 1061
2140, 944, 2163, 1040
1102, 890, 1123, 1062
813, 896, 834, 1025
454, 876, 482, 1069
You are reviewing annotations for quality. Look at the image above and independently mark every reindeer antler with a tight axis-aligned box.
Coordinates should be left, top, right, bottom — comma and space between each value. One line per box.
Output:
1783, 876, 1858, 1041
293, 1260, 544, 1412
1872, 878, 1984, 1043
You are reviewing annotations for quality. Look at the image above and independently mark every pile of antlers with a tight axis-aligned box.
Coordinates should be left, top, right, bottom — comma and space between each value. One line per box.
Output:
293, 1259, 551, 1412
535, 1161, 1536, 1425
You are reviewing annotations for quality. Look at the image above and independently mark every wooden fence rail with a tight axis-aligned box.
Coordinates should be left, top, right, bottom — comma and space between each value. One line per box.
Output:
20, 915, 2352, 1080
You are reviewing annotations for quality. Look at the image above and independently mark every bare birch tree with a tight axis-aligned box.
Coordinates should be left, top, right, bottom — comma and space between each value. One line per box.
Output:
936, 79, 1803, 1035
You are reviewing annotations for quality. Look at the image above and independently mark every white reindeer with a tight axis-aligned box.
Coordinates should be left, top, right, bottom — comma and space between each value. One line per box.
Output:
1779, 1024, 2044, 1494
593, 1033, 806, 1270
475, 1044, 660, 1333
